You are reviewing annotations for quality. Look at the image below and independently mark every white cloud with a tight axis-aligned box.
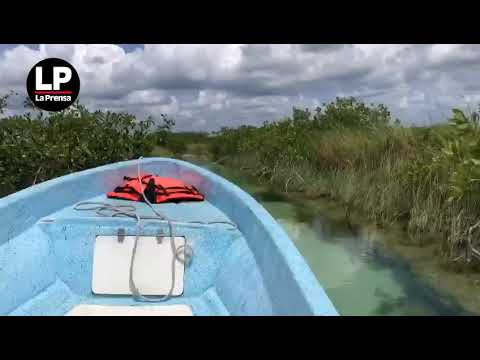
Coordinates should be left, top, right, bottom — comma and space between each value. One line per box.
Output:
0, 45, 44, 88
1, 44, 480, 130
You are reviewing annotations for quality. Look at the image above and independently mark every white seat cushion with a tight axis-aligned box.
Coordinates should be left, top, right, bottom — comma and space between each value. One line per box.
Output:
92, 235, 186, 296
66, 304, 193, 316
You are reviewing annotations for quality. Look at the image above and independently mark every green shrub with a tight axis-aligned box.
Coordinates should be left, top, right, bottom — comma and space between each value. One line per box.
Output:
312, 97, 394, 129
211, 97, 480, 263
0, 101, 166, 197
165, 134, 188, 155
153, 114, 175, 146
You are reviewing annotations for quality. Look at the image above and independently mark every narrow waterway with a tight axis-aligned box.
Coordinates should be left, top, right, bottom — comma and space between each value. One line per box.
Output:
189, 156, 480, 315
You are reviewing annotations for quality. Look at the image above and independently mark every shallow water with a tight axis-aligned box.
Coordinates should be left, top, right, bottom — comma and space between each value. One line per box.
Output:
193, 158, 479, 315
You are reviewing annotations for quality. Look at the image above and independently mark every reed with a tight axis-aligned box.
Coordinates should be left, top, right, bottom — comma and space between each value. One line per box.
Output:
211, 98, 480, 263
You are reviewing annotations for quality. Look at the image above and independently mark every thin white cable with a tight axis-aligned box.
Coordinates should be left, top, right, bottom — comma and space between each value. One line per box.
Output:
128, 156, 179, 302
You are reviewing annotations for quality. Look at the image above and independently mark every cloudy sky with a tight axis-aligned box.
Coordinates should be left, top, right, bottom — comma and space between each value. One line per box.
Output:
1, 44, 479, 131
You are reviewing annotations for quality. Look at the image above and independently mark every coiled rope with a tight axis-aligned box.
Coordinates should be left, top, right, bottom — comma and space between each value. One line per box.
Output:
74, 157, 236, 302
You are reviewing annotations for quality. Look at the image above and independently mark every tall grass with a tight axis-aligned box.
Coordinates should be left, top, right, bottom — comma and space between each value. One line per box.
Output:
211, 98, 480, 264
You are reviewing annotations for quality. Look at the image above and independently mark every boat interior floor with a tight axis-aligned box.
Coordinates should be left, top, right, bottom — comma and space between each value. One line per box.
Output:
4, 195, 275, 316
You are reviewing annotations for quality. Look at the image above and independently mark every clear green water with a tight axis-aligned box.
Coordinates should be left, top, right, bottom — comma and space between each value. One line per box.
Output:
194, 158, 478, 316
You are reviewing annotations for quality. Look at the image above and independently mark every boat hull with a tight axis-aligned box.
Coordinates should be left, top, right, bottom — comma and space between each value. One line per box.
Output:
0, 158, 338, 316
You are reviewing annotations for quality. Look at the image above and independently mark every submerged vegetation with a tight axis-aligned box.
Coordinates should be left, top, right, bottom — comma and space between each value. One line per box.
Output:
211, 97, 480, 266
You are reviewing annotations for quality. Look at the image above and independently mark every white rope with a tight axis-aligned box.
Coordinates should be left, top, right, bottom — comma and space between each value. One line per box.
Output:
73, 157, 236, 302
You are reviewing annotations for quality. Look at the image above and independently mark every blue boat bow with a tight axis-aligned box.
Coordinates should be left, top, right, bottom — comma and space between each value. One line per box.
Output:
0, 158, 338, 316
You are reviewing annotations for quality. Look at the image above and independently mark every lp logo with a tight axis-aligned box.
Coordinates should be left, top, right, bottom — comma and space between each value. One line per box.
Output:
36, 66, 72, 91
26, 58, 80, 112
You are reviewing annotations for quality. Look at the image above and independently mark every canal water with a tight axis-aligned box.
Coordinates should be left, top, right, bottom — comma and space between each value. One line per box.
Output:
193, 157, 479, 315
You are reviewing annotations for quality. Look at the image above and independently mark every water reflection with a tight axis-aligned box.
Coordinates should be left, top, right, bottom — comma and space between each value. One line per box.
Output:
198, 160, 472, 315
278, 206, 470, 315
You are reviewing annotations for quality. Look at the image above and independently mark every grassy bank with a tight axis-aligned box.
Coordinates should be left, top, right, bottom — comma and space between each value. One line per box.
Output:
210, 98, 480, 267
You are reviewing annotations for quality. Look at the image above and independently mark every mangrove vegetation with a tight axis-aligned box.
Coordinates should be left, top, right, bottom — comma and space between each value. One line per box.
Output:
210, 97, 480, 268
2, 92, 480, 270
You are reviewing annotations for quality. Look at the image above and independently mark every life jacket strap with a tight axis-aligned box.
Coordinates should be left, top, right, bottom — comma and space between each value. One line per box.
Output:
153, 184, 199, 196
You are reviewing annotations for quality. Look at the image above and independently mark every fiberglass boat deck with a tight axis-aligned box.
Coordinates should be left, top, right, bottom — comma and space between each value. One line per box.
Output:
0, 158, 337, 316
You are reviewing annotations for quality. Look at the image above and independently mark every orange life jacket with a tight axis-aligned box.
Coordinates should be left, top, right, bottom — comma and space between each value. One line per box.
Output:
107, 174, 204, 204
